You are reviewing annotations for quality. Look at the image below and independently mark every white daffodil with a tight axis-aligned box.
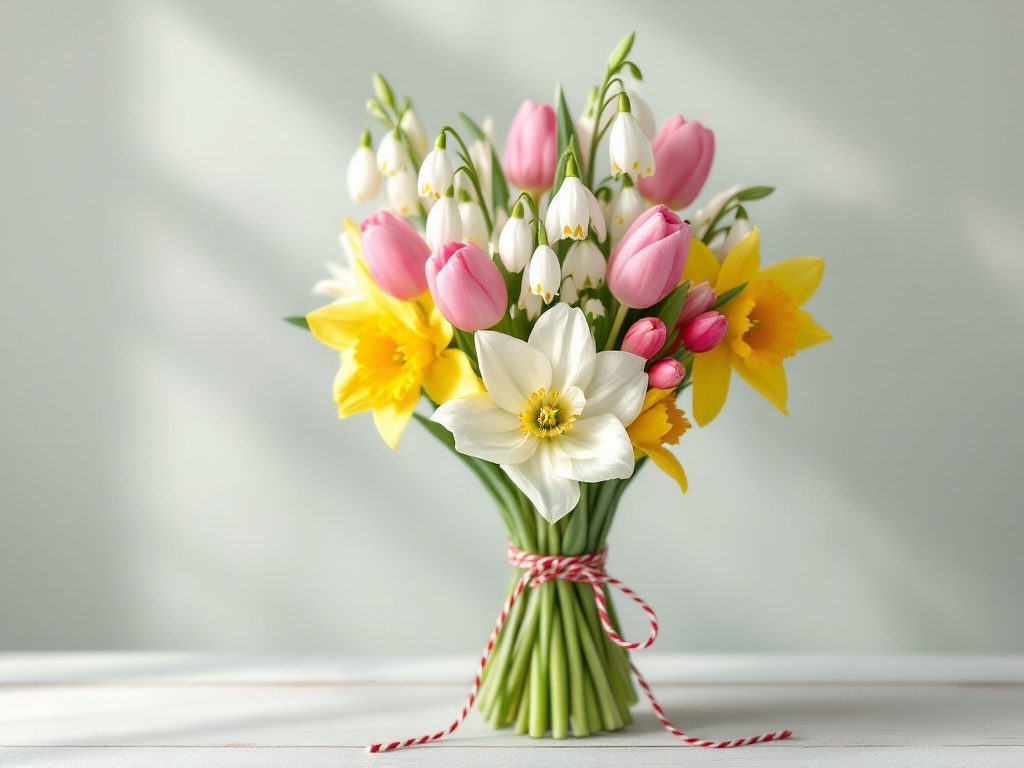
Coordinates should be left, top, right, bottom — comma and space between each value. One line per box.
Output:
346, 134, 381, 203
528, 243, 561, 304
418, 135, 454, 201
459, 200, 488, 247
691, 184, 742, 240
545, 160, 606, 244
387, 169, 419, 217
376, 129, 409, 176
399, 108, 428, 161
609, 94, 654, 181
561, 239, 606, 291
425, 190, 462, 251
610, 182, 648, 250
497, 206, 533, 273
432, 304, 648, 522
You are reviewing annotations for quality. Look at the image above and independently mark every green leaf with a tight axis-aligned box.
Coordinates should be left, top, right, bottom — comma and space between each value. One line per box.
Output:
553, 84, 578, 195
712, 281, 748, 310
623, 61, 643, 81
607, 31, 635, 73
490, 144, 511, 213
372, 72, 396, 109
656, 282, 690, 331
457, 111, 486, 143
283, 315, 310, 331
735, 185, 775, 201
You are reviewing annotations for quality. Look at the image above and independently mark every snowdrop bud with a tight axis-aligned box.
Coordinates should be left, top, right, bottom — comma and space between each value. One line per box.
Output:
682, 311, 728, 353
638, 116, 715, 211
426, 241, 507, 332
607, 205, 690, 308
647, 358, 686, 390
459, 199, 488, 247
545, 155, 606, 243
360, 210, 431, 300
425, 186, 462, 251
720, 216, 754, 259
622, 317, 667, 359
677, 281, 717, 326
609, 93, 655, 181
418, 133, 454, 201
583, 297, 606, 319
528, 237, 561, 304
559, 276, 579, 305
346, 131, 381, 203
498, 202, 533, 273
504, 100, 557, 194
399, 107, 428, 160
387, 169, 419, 217
561, 239, 606, 291
610, 177, 648, 251
376, 128, 409, 176
627, 88, 657, 141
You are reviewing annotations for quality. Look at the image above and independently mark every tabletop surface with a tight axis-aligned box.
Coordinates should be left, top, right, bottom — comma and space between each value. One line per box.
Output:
1, 654, 1022, 767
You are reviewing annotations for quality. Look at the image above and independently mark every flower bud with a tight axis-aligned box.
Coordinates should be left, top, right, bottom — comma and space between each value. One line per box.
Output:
504, 100, 557, 193
459, 200, 488, 247
607, 205, 691, 308
346, 133, 381, 203
360, 210, 431, 300
677, 281, 716, 326
425, 188, 462, 251
418, 134, 454, 200
682, 311, 728, 353
647, 358, 686, 390
399, 108, 428, 160
609, 93, 655, 181
387, 169, 419, 216
528, 243, 560, 304
376, 129, 409, 176
497, 204, 533, 273
637, 116, 714, 210
622, 317, 667, 359
561, 239, 606, 291
426, 241, 507, 332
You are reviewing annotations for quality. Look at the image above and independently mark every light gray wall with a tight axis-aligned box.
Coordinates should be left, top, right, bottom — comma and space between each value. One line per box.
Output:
2, 0, 1022, 653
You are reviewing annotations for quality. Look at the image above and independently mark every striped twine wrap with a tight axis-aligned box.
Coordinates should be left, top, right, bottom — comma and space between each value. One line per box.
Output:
366, 543, 792, 752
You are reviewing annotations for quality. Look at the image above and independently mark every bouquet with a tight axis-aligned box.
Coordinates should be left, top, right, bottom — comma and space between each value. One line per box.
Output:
289, 32, 829, 752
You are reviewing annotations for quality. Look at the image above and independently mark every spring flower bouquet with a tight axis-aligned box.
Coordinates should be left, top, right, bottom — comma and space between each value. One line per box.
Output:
289, 33, 829, 752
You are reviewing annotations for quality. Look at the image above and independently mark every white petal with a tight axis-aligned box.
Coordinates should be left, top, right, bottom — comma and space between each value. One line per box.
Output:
476, 330, 552, 414
555, 415, 635, 482
584, 185, 607, 242
582, 350, 648, 424
502, 442, 580, 523
528, 304, 596, 394
544, 190, 561, 243
431, 394, 536, 464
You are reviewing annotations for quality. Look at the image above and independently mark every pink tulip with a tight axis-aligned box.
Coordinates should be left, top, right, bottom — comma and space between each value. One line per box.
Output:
682, 311, 728, 353
647, 358, 686, 390
503, 100, 557, 193
621, 317, 666, 359
607, 205, 691, 308
637, 116, 714, 211
426, 241, 508, 332
677, 281, 717, 326
360, 210, 431, 300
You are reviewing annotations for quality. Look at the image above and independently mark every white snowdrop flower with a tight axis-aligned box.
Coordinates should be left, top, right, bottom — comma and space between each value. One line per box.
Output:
425, 189, 462, 251
609, 93, 655, 181
545, 157, 606, 244
376, 128, 409, 176
497, 204, 534, 273
583, 297, 606, 319
459, 199, 488, 246
346, 132, 381, 203
387, 169, 419, 216
627, 88, 657, 141
528, 243, 561, 304
517, 275, 543, 321
418, 134, 454, 201
559, 276, 579, 305
561, 239, 607, 291
399, 107, 428, 160
610, 181, 648, 250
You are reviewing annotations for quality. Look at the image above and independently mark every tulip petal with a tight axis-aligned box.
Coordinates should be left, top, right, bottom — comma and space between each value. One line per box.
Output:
476, 330, 552, 414
422, 349, 484, 404
372, 386, 420, 450
502, 442, 580, 523
555, 415, 635, 482
717, 226, 761, 292
734, 358, 788, 414
432, 394, 536, 464
757, 257, 824, 306
581, 350, 648, 425
680, 238, 720, 288
641, 445, 688, 493
528, 304, 596, 393
794, 309, 833, 351
691, 343, 732, 427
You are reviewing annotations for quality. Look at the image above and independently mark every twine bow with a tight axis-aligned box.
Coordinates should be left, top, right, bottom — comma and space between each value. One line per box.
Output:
366, 543, 792, 753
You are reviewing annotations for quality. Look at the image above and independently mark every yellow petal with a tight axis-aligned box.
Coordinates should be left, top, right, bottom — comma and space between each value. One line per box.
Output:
643, 445, 688, 493
333, 350, 376, 416
733, 358, 788, 414
421, 292, 454, 351
352, 260, 425, 332
372, 386, 420, 450
342, 218, 363, 258
756, 257, 824, 306
680, 238, 720, 287
308, 301, 375, 351
691, 343, 733, 427
717, 226, 761, 292
794, 309, 832, 351
422, 349, 484, 404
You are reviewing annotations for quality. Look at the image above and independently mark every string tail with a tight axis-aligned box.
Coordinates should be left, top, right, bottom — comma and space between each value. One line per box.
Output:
631, 662, 793, 748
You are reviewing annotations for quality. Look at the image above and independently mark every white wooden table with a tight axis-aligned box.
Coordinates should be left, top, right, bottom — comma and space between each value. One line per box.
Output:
1, 654, 1022, 767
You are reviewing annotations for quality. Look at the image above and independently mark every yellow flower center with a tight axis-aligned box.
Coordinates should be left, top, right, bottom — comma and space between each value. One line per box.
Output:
723, 279, 799, 370
519, 388, 579, 439
353, 315, 435, 403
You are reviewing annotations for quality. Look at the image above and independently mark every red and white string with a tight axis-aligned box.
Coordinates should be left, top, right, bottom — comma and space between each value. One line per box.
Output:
366, 543, 792, 753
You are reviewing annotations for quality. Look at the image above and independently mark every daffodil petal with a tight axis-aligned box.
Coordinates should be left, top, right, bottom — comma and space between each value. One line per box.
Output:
422, 349, 484, 404
794, 309, 833, 351
717, 226, 761, 292
680, 238, 720, 287
333, 350, 375, 416
555, 415, 635, 482
581, 351, 648, 425
734, 359, 788, 414
476, 330, 552, 414
642, 444, 688, 493
352, 260, 424, 332
757, 257, 824, 306
431, 393, 535, 464
528, 303, 597, 393
420, 291, 454, 351
372, 386, 420, 450
691, 343, 732, 427
308, 301, 374, 351
502, 442, 580, 523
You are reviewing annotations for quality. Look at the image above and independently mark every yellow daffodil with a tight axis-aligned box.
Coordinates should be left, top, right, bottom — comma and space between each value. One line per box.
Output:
682, 227, 831, 426
306, 228, 482, 450
626, 388, 691, 493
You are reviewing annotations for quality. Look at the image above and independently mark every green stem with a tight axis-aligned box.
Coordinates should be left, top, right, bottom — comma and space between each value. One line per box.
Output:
572, 595, 623, 731
555, 579, 590, 736
603, 302, 629, 351
549, 607, 569, 738
442, 126, 494, 236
